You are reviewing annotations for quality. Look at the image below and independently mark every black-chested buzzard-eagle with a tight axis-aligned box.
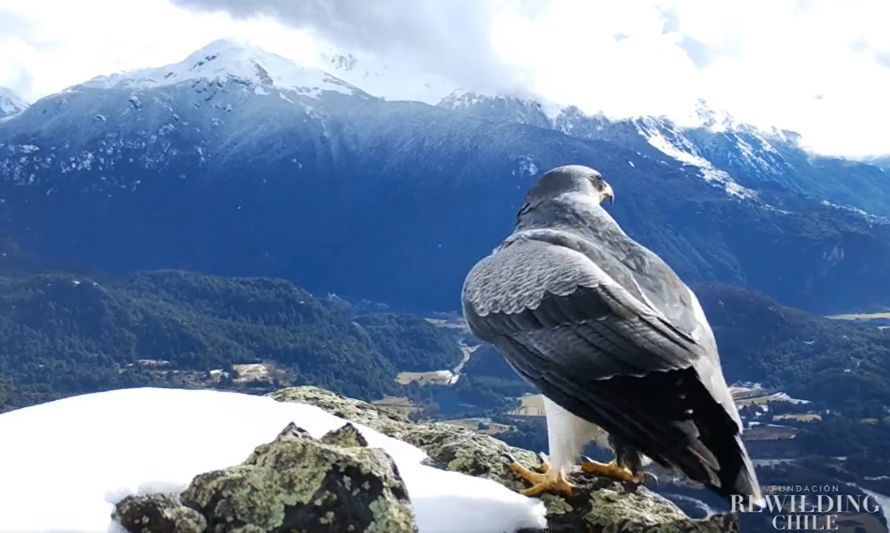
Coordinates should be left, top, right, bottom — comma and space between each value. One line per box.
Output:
462, 165, 761, 501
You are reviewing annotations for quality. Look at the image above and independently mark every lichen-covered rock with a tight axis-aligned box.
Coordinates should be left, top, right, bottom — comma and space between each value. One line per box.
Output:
270, 387, 540, 490
270, 386, 738, 533
320, 422, 369, 448
112, 493, 206, 533
114, 421, 417, 533
270, 387, 412, 435
580, 486, 738, 533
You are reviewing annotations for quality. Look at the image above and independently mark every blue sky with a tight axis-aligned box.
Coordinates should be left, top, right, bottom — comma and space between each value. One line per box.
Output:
1, 0, 888, 157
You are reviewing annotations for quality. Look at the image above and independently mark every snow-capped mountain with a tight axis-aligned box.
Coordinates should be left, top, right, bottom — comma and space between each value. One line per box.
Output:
439, 91, 555, 129
441, 93, 768, 201
83, 39, 361, 98
0, 40, 374, 189
0, 87, 28, 118
1, 41, 889, 313
444, 91, 890, 219
553, 109, 791, 201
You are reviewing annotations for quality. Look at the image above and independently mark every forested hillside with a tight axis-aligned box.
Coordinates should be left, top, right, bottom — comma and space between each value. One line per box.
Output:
697, 283, 890, 413
0, 269, 462, 411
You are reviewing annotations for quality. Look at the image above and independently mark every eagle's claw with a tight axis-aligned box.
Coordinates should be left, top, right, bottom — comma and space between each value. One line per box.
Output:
508, 456, 573, 497
581, 456, 654, 485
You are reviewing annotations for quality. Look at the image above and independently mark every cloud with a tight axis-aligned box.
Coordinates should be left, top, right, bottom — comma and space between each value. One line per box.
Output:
168, 0, 890, 156
677, 36, 711, 68
170, 0, 528, 95
1, 0, 888, 157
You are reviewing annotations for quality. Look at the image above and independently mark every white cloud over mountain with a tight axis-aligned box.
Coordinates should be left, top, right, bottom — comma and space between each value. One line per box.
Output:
1, 0, 888, 157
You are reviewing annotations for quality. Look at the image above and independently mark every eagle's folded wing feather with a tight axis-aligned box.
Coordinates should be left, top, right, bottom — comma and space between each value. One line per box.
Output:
464, 237, 706, 377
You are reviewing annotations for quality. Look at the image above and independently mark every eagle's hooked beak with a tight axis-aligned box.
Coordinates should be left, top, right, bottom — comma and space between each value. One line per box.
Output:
601, 183, 615, 205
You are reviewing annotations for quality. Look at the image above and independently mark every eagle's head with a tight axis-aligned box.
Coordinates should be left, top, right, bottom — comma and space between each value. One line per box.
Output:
526, 165, 615, 206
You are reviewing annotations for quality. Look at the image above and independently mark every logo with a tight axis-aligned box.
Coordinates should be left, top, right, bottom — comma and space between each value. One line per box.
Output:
731, 485, 884, 531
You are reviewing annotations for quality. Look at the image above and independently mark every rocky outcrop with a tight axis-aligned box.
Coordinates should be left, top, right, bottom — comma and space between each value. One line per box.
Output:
115, 385, 737, 532
270, 387, 738, 533
114, 421, 416, 533
114, 493, 207, 533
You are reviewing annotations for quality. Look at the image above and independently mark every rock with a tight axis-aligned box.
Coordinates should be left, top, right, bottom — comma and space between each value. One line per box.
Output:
579, 487, 739, 533
269, 387, 540, 490
112, 493, 206, 533
270, 386, 738, 533
320, 422, 369, 448
270, 387, 413, 435
114, 421, 416, 533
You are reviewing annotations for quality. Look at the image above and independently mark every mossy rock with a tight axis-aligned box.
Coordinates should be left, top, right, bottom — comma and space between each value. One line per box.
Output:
114, 421, 416, 533
271, 386, 738, 533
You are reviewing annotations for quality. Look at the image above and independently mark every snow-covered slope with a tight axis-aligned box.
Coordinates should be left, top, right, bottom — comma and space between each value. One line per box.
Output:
439, 90, 556, 129
553, 106, 789, 201
548, 103, 890, 217
443, 91, 890, 217
441, 93, 761, 200
0, 388, 546, 532
321, 48, 455, 104
81, 39, 359, 98
0, 87, 28, 118
631, 116, 758, 199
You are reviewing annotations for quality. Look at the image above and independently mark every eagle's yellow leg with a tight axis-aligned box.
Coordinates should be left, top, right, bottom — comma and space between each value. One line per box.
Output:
580, 457, 636, 482
509, 457, 574, 497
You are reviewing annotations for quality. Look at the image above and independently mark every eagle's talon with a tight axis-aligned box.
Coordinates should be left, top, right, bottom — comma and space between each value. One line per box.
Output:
580, 457, 638, 483
509, 460, 573, 497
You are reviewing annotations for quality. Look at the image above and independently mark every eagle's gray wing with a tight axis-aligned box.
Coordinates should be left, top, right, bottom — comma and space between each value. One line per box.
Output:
462, 232, 759, 499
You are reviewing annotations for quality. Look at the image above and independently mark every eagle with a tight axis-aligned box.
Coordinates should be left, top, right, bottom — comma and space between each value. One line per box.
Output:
462, 165, 761, 501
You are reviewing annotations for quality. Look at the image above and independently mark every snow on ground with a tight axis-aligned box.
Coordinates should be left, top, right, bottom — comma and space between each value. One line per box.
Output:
771, 392, 811, 405
819, 199, 889, 224
0, 388, 546, 533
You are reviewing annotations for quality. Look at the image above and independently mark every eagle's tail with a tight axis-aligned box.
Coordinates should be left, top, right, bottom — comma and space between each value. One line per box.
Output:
694, 425, 762, 504
551, 367, 763, 504
665, 372, 763, 504
727, 435, 763, 504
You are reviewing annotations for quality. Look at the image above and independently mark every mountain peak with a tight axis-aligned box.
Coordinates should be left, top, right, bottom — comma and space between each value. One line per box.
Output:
184, 37, 256, 58
0, 87, 29, 118
694, 99, 736, 131
80, 39, 359, 98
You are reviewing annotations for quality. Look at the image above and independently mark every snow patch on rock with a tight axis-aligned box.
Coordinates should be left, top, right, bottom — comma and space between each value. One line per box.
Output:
0, 388, 547, 533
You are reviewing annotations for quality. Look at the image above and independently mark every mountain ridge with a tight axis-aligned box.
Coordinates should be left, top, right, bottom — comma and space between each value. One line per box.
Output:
1, 41, 889, 313
79, 39, 362, 99
444, 91, 890, 218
